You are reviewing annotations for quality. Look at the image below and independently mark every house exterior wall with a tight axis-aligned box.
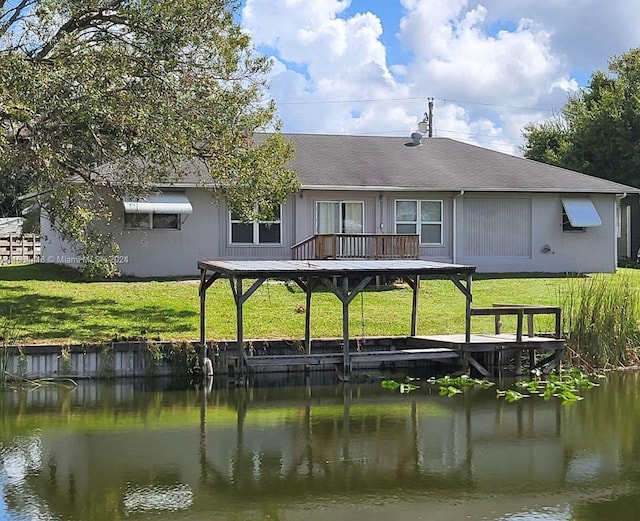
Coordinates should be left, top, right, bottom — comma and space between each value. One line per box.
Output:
41, 188, 619, 277
41, 189, 297, 277
42, 188, 226, 277
454, 193, 618, 273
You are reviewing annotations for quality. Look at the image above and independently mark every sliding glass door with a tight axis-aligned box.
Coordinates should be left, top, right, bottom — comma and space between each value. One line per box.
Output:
316, 201, 364, 234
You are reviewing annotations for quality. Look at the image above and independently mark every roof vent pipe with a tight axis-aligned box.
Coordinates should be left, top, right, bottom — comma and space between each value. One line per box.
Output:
410, 132, 422, 146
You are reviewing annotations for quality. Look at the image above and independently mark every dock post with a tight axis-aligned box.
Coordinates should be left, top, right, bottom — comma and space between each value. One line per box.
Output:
199, 268, 213, 377
235, 277, 245, 385
410, 275, 420, 336
465, 274, 472, 343
305, 278, 313, 355
341, 276, 351, 380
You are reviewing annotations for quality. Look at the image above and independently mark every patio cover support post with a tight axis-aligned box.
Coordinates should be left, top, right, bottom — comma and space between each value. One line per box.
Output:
320, 275, 373, 380
305, 282, 312, 354
229, 276, 267, 383
465, 274, 472, 343
401, 275, 420, 336
198, 269, 221, 376
447, 273, 473, 342
291, 277, 316, 355
341, 276, 350, 379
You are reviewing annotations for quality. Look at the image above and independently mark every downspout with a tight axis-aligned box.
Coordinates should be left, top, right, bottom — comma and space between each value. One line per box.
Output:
452, 190, 465, 264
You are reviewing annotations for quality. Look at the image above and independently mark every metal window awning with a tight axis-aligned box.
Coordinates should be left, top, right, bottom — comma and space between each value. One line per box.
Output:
123, 194, 193, 214
561, 198, 602, 227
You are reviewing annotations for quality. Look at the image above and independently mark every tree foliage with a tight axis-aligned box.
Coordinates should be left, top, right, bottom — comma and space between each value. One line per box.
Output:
522, 47, 640, 188
0, 0, 299, 276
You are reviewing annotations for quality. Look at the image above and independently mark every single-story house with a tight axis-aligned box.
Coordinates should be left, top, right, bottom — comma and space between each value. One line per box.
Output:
41, 133, 640, 277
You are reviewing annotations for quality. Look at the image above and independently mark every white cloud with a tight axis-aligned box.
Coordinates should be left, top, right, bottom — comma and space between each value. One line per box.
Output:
242, 0, 639, 155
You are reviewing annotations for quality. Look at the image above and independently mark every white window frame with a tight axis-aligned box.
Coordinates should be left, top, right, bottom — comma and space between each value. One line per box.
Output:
395, 199, 443, 245
315, 200, 364, 234
229, 205, 282, 245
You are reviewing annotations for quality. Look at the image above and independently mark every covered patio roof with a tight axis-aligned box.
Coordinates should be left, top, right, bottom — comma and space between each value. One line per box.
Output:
197, 259, 476, 382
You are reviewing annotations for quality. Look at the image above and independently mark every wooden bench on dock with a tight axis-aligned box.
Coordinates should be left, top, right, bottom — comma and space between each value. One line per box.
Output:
466, 303, 564, 375
470, 303, 562, 341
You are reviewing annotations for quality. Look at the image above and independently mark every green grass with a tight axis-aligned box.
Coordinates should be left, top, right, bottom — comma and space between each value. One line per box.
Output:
1, 264, 639, 353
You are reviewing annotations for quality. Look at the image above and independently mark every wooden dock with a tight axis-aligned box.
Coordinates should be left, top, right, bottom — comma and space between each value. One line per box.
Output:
197, 259, 565, 382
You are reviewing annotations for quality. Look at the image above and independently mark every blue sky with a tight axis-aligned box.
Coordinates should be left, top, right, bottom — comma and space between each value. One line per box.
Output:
240, 0, 640, 155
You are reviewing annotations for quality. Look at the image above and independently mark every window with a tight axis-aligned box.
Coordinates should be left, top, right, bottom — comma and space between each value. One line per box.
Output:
561, 198, 601, 233
230, 206, 281, 245
124, 212, 180, 230
316, 201, 364, 233
395, 200, 442, 244
123, 193, 191, 230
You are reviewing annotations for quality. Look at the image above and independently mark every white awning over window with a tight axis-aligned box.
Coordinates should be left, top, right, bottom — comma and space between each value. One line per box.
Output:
123, 193, 193, 214
561, 198, 602, 227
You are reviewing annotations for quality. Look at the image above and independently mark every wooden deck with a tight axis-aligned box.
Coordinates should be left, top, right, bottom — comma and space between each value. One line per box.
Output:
197, 259, 566, 382
238, 334, 564, 378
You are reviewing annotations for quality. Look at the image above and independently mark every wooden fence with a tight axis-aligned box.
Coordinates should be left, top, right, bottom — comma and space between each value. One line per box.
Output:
0, 234, 41, 264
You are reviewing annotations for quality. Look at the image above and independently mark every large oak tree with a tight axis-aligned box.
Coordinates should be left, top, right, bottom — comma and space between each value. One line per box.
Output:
0, 0, 298, 276
522, 47, 640, 188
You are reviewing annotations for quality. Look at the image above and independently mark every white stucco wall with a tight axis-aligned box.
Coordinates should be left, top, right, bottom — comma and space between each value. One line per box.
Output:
41, 188, 620, 277
41, 188, 226, 277
454, 193, 618, 273
41, 189, 297, 277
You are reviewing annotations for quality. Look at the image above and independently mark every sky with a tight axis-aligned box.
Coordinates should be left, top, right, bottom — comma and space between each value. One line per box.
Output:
240, 0, 640, 155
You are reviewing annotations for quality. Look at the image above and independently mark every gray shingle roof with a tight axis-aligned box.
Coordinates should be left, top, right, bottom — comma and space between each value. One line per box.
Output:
283, 133, 638, 194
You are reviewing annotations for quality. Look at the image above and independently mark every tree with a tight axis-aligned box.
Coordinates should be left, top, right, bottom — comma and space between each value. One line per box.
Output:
0, 0, 299, 276
522, 48, 640, 188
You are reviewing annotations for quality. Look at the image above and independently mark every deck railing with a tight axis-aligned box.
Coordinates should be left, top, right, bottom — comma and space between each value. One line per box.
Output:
0, 234, 41, 264
291, 233, 419, 260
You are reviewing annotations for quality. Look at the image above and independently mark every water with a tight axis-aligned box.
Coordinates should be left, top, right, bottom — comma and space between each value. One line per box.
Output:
1, 371, 640, 521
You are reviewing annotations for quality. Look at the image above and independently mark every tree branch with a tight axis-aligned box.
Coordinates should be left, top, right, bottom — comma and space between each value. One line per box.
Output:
0, 0, 35, 39
35, 3, 128, 61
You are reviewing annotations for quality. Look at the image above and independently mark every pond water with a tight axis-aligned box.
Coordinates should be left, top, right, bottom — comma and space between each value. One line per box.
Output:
1, 371, 640, 521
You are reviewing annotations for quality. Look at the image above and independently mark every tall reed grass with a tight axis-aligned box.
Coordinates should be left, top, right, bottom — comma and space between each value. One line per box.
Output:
559, 273, 640, 368
1, 312, 16, 386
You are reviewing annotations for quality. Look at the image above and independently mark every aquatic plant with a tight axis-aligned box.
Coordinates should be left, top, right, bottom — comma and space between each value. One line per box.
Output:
382, 374, 493, 395
381, 377, 420, 394
381, 368, 602, 404
559, 273, 640, 368
496, 389, 528, 402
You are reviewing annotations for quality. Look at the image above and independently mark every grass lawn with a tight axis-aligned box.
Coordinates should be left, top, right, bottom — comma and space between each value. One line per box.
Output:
1, 263, 637, 345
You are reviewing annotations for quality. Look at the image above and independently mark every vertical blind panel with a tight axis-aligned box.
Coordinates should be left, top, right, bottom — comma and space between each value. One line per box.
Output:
464, 199, 532, 257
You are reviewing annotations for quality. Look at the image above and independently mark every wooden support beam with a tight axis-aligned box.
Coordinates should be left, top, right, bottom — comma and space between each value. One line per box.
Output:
466, 354, 491, 377
199, 269, 207, 363
304, 278, 319, 355
411, 275, 420, 336
341, 276, 351, 380
239, 278, 266, 305
346, 276, 373, 305
198, 269, 222, 366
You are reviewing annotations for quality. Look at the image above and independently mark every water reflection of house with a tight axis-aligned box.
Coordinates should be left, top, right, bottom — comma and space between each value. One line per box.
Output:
2, 381, 624, 521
